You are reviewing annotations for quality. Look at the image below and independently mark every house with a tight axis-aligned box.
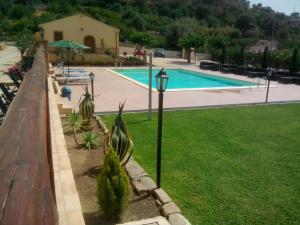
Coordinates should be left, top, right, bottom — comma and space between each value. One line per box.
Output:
38, 14, 119, 55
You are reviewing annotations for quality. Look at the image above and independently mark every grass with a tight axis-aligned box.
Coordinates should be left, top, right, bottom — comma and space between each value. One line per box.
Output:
101, 104, 300, 225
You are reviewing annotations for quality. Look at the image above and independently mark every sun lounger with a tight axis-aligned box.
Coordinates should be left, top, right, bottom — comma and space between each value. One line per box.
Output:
55, 76, 90, 85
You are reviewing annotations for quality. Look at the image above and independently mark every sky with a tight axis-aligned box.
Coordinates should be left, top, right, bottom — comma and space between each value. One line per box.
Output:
249, 0, 300, 15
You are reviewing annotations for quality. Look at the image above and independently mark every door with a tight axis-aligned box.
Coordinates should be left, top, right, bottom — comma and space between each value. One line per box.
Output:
84, 35, 96, 53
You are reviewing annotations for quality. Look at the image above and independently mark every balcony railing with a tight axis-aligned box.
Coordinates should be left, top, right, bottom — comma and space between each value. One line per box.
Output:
0, 45, 58, 225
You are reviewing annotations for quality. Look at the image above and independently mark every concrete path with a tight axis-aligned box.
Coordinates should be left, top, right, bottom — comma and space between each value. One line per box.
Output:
58, 65, 300, 113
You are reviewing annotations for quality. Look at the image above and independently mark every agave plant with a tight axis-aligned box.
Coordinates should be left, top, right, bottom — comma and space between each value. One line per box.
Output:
83, 132, 98, 150
104, 102, 133, 166
79, 86, 95, 126
65, 110, 82, 145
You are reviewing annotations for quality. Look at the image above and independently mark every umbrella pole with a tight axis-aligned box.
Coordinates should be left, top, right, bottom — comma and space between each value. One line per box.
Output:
68, 48, 70, 77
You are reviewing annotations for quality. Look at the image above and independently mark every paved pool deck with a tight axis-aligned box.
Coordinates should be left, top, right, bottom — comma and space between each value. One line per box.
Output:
59, 61, 300, 113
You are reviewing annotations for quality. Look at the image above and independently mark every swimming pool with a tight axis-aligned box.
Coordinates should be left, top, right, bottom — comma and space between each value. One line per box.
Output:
111, 68, 256, 90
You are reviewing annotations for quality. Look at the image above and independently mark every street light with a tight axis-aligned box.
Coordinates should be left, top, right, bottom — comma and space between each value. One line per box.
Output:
155, 68, 169, 188
40, 28, 45, 40
89, 72, 95, 101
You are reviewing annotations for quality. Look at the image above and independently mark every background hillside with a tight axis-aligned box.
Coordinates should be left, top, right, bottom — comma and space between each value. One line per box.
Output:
0, 0, 299, 51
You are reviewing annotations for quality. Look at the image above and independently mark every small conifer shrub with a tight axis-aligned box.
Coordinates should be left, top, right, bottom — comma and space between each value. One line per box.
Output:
97, 149, 129, 221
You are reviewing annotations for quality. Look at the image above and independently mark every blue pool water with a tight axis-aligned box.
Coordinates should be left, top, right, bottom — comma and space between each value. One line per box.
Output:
112, 68, 255, 90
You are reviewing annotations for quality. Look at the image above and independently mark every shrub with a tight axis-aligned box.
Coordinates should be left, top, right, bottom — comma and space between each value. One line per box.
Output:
83, 132, 98, 150
97, 150, 129, 221
79, 86, 94, 126
104, 49, 113, 56
104, 102, 133, 166
122, 56, 145, 66
65, 111, 82, 145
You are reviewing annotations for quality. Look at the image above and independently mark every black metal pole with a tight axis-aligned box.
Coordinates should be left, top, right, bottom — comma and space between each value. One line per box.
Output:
91, 79, 94, 101
265, 76, 271, 103
156, 90, 164, 188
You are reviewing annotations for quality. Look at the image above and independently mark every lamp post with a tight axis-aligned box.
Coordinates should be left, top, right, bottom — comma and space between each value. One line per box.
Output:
89, 72, 95, 101
265, 68, 273, 103
155, 68, 169, 188
40, 28, 45, 40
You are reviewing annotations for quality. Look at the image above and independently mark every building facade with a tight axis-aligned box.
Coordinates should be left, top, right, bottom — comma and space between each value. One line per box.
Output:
39, 14, 119, 55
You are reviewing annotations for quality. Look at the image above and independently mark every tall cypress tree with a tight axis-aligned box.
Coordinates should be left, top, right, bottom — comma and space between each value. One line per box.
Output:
261, 46, 269, 69
220, 46, 226, 65
289, 48, 299, 74
239, 46, 245, 66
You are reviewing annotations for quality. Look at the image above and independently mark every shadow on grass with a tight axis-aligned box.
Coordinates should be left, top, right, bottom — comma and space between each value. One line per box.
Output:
126, 119, 149, 126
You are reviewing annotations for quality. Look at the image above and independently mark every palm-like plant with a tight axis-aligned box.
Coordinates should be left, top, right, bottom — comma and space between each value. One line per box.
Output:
83, 132, 98, 150
104, 102, 133, 166
65, 111, 82, 145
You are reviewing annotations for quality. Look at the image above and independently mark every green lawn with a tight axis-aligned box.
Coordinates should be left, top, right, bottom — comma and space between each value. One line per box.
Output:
101, 104, 300, 225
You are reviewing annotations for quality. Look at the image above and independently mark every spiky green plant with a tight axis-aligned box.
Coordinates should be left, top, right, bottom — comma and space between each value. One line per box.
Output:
65, 110, 82, 145
83, 132, 98, 150
104, 102, 133, 166
79, 86, 95, 126
97, 149, 129, 221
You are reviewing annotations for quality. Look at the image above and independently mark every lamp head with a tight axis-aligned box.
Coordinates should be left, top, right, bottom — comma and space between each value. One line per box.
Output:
155, 67, 169, 92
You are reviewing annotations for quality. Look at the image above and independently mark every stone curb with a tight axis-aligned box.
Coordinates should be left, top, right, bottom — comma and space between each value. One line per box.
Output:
95, 116, 109, 134
125, 159, 192, 225
99, 117, 192, 225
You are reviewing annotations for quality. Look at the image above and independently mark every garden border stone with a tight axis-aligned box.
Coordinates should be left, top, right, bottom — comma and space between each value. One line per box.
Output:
95, 116, 109, 134
168, 213, 192, 225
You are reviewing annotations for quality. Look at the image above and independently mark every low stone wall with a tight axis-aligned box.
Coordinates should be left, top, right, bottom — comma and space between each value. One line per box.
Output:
48, 77, 86, 225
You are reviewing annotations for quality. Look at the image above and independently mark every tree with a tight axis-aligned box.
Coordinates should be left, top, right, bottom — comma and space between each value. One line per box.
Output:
178, 33, 205, 63
235, 13, 255, 36
289, 48, 299, 73
16, 30, 34, 61
130, 32, 152, 48
97, 150, 129, 221
239, 45, 245, 66
207, 34, 229, 64
165, 17, 201, 50
261, 46, 269, 69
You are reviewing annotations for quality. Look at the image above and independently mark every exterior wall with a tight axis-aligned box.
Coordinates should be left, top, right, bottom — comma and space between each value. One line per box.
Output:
40, 14, 119, 52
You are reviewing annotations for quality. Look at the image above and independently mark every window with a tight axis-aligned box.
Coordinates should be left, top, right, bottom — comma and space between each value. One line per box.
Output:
54, 31, 63, 41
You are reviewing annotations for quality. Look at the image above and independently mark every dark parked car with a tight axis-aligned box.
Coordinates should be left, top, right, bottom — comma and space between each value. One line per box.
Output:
154, 48, 165, 58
